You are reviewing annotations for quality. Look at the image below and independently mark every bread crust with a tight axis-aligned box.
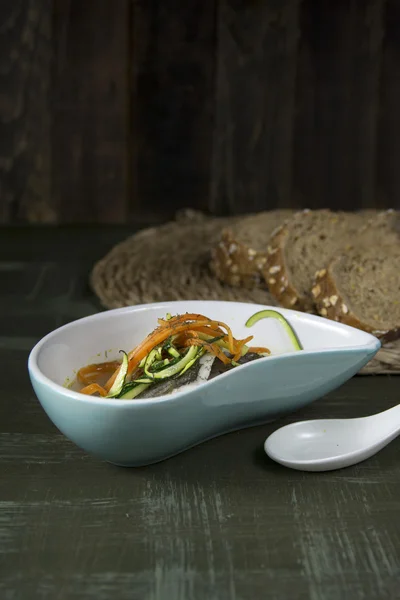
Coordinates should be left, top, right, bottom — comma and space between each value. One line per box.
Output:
210, 210, 296, 290
210, 228, 267, 289
261, 223, 315, 312
313, 261, 400, 344
262, 209, 380, 313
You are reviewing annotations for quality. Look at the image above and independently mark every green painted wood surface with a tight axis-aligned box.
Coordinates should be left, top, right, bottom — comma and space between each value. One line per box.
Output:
0, 227, 399, 600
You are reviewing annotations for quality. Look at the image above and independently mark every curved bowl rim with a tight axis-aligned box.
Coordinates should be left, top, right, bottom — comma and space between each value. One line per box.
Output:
28, 300, 381, 408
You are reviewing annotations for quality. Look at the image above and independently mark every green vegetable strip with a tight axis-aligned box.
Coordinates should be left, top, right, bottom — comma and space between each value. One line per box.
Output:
195, 332, 249, 356
166, 346, 180, 359
151, 346, 199, 380
143, 347, 162, 379
177, 351, 202, 377
152, 358, 171, 370
111, 309, 283, 400
245, 309, 303, 351
107, 351, 129, 397
119, 382, 151, 399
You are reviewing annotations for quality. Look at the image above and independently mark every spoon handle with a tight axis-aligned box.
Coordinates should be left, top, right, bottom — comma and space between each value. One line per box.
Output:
370, 403, 400, 436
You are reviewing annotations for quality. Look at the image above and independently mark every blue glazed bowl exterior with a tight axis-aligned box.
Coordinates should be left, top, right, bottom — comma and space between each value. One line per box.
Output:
29, 301, 380, 467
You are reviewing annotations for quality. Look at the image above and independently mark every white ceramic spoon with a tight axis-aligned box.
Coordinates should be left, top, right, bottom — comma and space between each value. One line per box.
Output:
264, 404, 400, 472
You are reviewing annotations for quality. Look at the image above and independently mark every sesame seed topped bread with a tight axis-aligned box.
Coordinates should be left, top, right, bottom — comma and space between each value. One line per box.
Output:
210, 210, 294, 289
313, 211, 400, 342
263, 209, 377, 312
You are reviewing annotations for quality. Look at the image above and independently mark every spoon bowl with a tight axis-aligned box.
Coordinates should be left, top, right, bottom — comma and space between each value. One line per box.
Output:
265, 404, 400, 472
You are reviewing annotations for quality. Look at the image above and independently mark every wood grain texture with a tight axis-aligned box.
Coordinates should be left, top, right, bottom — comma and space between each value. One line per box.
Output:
211, 0, 301, 215
2, 0, 400, 224
1, 227, 400, 600
52, 0, 129, 223
377, 0, 400, 209
0, 0, 53, 224
293, 0, 386, 210
296, 0, 386, 211
130, 0, 216, 221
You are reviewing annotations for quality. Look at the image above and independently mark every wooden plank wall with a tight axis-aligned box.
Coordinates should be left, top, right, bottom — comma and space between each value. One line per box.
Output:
0, 0, 53, 223
52, 0, 129, 224
131, 0, 216, 222
0, 0, 399, 224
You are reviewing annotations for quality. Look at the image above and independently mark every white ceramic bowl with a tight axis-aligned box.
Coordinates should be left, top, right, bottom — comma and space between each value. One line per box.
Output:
28, 300, 380, 466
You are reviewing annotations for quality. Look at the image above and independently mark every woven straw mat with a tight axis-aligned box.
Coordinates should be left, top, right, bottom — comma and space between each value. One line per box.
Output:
91, 211, 400, 375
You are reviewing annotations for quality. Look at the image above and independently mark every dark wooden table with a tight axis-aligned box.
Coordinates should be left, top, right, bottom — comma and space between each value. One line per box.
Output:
1, 227, 400, 600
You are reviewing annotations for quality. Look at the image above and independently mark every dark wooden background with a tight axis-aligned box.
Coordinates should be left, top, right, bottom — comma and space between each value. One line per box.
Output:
1, 0, 399, 225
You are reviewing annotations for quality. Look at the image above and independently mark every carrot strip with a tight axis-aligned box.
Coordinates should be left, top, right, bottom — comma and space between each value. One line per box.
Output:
172, 330, 201, 347
233, 335, 254, 362
203, 320, 235, 355
173, 329, 230, 351
186, 330, 201, 338
159, 313, 236, 353
105, 314, 246, 391
159, 313, 215, 326
193, 329, 253, 360
186, 325, 226, 337
188, 327, 251, 356
104, 319, 223, 390
248, 346, 271, 355
171, 318, 235, 354
79, 383, 108, 397
183, 338, 231, 365
125, 320, 214, 363
172, 332, 192, 346
174, 330, 202, 344
79, 314, 271, 396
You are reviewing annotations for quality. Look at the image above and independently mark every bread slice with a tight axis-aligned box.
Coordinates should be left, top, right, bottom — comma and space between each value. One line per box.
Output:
313, 211, 400, 342
91, 211, 279, 308
210, 210, 294, 289
262, 209, 377, 311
